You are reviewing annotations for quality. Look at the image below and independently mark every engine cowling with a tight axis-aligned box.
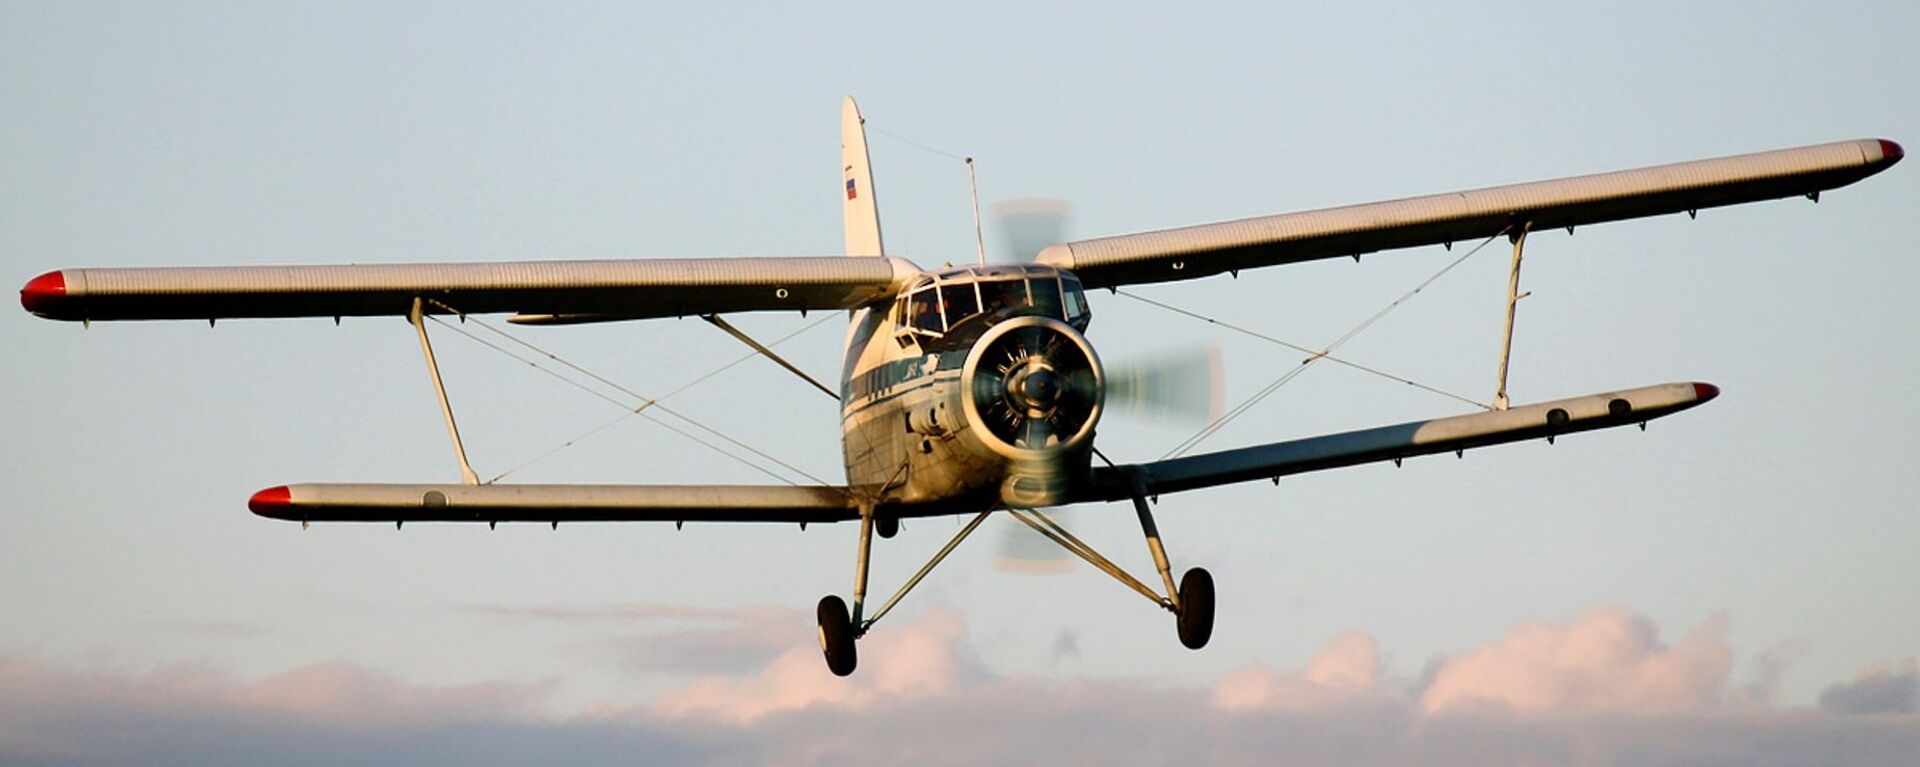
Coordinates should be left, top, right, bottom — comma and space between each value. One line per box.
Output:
959, 316, 1104, 506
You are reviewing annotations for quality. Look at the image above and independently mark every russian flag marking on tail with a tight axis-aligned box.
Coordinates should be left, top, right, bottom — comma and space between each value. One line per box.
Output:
846, 178, 858, 200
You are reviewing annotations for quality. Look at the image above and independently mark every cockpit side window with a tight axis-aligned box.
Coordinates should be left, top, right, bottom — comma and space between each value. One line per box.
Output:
1062, 274, 1090, 329
908, 288, 943, 334
940, 283, 980, 328
979, 278, 1029, 315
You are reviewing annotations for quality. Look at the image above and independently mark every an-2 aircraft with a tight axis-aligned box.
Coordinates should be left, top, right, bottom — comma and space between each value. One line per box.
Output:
20, 98, 1902, 676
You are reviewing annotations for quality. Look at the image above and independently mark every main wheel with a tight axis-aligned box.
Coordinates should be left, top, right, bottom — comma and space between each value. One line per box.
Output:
816, 595, 858, 676
875, 515, 899, 539
1176, 567, 1215, 650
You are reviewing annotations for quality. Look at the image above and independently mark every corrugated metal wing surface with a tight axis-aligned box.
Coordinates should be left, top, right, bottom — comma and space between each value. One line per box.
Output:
29, 256, 915, 322
1039, 139, 1900, 288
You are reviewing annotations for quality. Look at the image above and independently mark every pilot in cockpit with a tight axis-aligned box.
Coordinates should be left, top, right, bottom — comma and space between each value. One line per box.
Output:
909, 291, 941, 334
979, 279, 1028, 315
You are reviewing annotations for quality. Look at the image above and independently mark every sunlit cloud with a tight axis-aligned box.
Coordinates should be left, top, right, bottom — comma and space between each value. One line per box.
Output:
1417, 607, 1732, 715
1211, 631, 1386, 711
4, 606, 1917, 766
647, 607, 972, 725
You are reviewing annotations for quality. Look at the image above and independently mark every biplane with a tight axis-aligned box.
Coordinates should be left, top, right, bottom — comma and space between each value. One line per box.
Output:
19, 98, 1901, 676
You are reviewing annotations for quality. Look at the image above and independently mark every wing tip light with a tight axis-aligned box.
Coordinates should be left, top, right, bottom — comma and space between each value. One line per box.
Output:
249, 485, 292, 518
1879, 139, 1904, 165
1692, 382, 1720, 402
20, 270, 67, 317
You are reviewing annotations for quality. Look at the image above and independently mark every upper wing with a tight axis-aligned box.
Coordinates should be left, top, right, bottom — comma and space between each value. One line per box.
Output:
20, 256, 920, 323
1070, 382, 1717, 503
1037, 139, 1903, 289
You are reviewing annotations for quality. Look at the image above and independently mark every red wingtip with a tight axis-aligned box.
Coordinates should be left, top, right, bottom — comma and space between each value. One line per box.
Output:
249, 486, 292, 517
1692, 382, 1721, 402
20, 270, 67, 316
1879, 139, 1904, 165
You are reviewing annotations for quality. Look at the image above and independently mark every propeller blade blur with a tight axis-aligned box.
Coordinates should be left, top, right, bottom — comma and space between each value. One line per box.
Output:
991, 198, 1071, 262
1106, 344, 1225, 424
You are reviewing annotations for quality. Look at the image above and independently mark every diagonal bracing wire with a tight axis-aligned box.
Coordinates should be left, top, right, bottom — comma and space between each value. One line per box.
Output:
1150, 230, 1509, 460
1116, 290, 1487, 411
481, 315, 836, 485
421, 304, 839, 487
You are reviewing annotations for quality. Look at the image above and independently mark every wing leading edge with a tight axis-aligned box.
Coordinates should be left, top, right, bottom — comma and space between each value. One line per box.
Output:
1038, 139, 1902, 289
1072, 382, 1719, 503
21, 256, 920, 323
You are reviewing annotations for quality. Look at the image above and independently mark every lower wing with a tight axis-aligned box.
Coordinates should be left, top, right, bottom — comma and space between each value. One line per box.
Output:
249, 483, 860, 525
1071, 382, 1718, 502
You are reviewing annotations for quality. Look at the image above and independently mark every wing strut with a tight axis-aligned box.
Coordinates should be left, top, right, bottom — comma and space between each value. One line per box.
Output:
409, 297, 480, 485
1493, 221, 1532, 410
700, 314, 838, 399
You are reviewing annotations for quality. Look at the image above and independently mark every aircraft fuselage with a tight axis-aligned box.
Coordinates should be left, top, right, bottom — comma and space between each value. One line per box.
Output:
839, 263, 1101, 511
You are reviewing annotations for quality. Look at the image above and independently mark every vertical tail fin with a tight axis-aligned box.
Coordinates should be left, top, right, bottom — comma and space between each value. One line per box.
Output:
841, 96, 885, 257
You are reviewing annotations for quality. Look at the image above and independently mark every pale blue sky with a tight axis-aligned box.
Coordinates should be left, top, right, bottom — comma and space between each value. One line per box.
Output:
2, 2, 1915, 763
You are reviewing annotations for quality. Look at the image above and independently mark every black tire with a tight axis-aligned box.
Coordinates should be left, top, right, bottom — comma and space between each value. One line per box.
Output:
817, 595, 858, 676
875, 515, 899, 539
1176, 567, 1215, 650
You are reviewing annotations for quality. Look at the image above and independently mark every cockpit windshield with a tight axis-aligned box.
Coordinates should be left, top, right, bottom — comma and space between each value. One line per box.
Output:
896, 265, 1091, 345
939, 283, 979, 325
1028, 277, 1063, 318
977, 279, 1028, 317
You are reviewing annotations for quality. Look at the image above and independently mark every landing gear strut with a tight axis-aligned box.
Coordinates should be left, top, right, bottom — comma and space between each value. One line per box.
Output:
1006, 480, 1215, 651
816, 504, 993, 676
815, 478, 1212, 675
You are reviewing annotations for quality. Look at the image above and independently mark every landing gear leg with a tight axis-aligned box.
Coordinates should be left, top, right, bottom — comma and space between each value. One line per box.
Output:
1132, 490, 1214, 650
817, 504, 875, 677
1005, 480, 1217, 652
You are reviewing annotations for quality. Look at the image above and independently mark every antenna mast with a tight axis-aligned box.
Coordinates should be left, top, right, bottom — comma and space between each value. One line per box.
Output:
967, 157, 986, 266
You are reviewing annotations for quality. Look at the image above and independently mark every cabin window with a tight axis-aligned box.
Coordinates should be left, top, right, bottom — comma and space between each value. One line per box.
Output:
940, 283, 980, 328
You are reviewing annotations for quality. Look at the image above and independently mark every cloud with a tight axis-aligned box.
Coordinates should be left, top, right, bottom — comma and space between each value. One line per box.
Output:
1819, 658, 1918, 715
1416, 607, 1733, 716
5, 607, 1919, 766
0, 657, 556, 763
1737, 640, 1806, 707
646, 607, 974, 725
1211, 631, 1386, 711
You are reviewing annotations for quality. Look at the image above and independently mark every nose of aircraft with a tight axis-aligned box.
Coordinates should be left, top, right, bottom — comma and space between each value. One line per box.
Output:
1020, 369, 1061, 408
